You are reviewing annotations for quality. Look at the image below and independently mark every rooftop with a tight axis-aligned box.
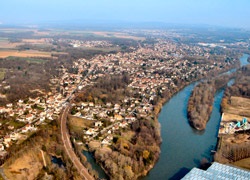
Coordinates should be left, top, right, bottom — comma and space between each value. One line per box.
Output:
182, 162, 250, 180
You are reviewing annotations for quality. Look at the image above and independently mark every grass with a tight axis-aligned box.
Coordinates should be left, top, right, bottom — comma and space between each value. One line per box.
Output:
0, 68, 6, 81
121, 131, 135, 141
3, 148, 43, 180
0, 50, 51, 59
6, 56, 47, 64
9, 120, 26, 129
68, 115, 93, 132
233, 157, 250, 170
222, 96, 250, 122
80, 46, 121, 52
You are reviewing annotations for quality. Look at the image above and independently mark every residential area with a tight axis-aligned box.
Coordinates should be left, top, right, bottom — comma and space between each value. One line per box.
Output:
0, 37, 239, 159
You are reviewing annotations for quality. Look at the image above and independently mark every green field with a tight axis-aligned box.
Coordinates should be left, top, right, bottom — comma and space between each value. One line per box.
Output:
80, 46, 121, 52
0, 68, 6, 81
6, 56, 47, 64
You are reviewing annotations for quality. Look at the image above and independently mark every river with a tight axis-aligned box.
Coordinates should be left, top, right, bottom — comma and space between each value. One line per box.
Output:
84, 54, 249, 180
143, 53, 249, 180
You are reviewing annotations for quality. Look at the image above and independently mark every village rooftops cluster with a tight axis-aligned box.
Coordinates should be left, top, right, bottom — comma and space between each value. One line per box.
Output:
0, 37, 238, 157
63, 39, 238, 147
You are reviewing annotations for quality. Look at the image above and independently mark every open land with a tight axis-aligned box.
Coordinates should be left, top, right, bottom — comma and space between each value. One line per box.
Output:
233, 157, 250, 170
222, 96, 250, 121
3, 149, 43, 180
0, 50, 52, 58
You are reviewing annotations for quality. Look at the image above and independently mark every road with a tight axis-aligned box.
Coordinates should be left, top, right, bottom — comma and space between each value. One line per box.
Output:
60, 105, 94, 180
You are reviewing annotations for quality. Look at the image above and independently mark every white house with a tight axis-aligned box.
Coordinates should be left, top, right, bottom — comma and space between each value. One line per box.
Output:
0, 144, 4, 151
95, 121, 103, 127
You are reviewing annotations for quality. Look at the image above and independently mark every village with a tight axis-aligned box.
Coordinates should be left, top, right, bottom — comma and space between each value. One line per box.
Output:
0, 38, 238, 158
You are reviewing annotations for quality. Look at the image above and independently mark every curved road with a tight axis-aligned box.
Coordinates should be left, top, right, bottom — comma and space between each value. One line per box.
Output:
60, 104, 94, 180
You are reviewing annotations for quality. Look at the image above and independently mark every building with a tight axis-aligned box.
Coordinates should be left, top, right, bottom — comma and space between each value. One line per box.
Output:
182, 162, 250, 179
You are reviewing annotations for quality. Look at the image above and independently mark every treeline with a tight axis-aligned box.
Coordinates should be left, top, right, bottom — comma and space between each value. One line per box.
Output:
0, 56, 72, 105
188, 75, 231, 130
221, 65, 250, 112
75, 73, 131, 104
188, 81, 215, 130
94, 119, 161, 179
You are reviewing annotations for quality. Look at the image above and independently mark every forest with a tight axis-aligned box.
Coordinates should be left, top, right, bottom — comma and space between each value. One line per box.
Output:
0, 56, 72, 105
221, 65, 250, 112
74, 73, 131, 104
187, 75, 231, 130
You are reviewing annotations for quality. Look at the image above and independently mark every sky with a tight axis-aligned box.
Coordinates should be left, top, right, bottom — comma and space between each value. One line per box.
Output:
0, 0, 250, 28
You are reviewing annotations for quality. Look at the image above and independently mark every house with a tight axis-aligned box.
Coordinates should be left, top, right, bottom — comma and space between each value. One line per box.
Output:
89, 102, 94, 107
4, 135, 11, 147
114, 114, 123, 121
101, 135, 113, 145
95, 121, 103, 127
112, 124, 119, 131
18, 99, 24, 104
0, 144, 4, 151
81, 102, 88, 107
106, 102, 112, 107
46, 112, 54, 120
98, 112, 107, 118
8, 126, 14, 130
40, 116, 45, 122
85, 128, 96, 135
16, 108, 24, 115
114, 104, 120, 110
21, 124, 36, 133
6, 103, 13, 108
101, 138, 110, 145
0, 107, 6, 113
10, 133, 20, 140
125, 116, 136, 121
9, 111, 15, 117
119, 121, 128, 128
26, 114, 34, 122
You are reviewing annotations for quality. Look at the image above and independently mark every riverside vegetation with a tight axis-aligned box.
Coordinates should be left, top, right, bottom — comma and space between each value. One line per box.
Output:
71, 74, 162, 179
215, 65, 250, 168
187, 75, 233, 130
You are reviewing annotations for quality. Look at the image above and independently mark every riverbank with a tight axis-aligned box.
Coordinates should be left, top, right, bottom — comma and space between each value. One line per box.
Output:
75, 58, 240, 180
143, 56, 243, 180
214, 59, 250, 169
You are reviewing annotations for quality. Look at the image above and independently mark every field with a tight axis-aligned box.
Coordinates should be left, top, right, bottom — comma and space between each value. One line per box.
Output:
0, 68, 6, 80
68, 115, 93, 132
0, 50, 52, 58
0, 38, 23, 49
3, 149, 43, 180
222, 96, 250, 122
80, 46, 121, 52
91, 31, 145, 41
6, 56, 48, 64
233, 157, 250, 170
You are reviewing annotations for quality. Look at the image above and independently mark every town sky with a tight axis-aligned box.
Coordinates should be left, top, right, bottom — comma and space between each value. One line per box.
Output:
0, 0, 250, 28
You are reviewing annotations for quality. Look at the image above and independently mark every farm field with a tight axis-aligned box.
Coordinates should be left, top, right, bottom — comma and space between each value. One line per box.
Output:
0, 50, 52, 58
3, 149, 43, 180
222, 96, 250, 122
0, 68, 6, 80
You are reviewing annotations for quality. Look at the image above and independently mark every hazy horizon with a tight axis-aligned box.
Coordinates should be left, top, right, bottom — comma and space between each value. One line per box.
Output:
1, 0, 250, 29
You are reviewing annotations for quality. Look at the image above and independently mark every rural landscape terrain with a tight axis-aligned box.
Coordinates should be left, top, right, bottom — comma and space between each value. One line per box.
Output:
0, 24, 249, 180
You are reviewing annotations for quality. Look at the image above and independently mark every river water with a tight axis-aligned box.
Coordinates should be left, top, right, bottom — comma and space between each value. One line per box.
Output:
84, 54, 249, 180
143, 54, 249, 180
